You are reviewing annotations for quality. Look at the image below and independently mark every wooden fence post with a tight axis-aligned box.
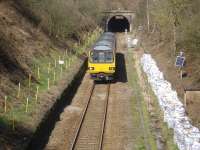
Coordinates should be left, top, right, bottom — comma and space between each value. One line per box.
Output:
180, 69, 183, 80
53, 71, 56, 84
48, 78, 50, 90
60, 66, 63, 78
29, 74, 31, 88
65, 50, 68, 57
48, 62, 51, 74
69, 58, 71, 66
55, 59, 57, 68
4, 96, 7, 113
26, 97, 29, 113
35, 86, 39, 103
12, 111, 15, 131
37, 67, 40, 79
184, 90, 187, 108
66, 59, 68, 69
17, 82, 21, 98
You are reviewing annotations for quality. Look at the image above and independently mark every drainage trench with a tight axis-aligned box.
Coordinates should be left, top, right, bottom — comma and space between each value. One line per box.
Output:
26, 59, 87, 150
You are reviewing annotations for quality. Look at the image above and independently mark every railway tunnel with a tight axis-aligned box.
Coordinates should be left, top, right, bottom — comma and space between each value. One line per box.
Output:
107, 15, 130, 32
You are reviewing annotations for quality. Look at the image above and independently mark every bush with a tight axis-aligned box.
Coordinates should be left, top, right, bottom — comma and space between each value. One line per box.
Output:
16, 0, 111, 42
137, 0, 200, 54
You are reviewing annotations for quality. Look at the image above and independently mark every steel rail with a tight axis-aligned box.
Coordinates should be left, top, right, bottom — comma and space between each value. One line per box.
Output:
70, 83, 110, 150
98, 83, 110, 150
70, 83, 95, 150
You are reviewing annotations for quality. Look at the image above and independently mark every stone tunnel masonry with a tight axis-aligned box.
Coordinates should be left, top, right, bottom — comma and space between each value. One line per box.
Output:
104, 10, 135, 32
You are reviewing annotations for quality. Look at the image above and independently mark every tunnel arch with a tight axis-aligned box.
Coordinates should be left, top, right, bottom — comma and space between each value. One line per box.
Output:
107, 15, 130, 33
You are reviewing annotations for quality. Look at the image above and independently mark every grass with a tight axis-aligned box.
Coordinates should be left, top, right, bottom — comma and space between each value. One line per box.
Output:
134, 50, 179, 150
0, 28, 102, 131
127, 51, 157, 149
127, 49, 178, 149
146, 80, 179, 150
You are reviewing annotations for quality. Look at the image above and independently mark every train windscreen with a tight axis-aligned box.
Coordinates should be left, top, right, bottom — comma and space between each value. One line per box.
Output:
90, 51, 113, 63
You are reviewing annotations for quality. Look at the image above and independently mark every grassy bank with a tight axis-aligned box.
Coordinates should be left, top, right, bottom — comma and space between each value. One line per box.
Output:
127, 51, 157, 149
0, 28, 101, 132
127, 49, 178, 149
141, 67, 178, 150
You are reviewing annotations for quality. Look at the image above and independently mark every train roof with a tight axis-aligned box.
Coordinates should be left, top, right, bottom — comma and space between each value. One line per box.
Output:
100, 35, 115, 39
103, 32, 115, 36
101, 33, 115, 37
101, 34, 115, 38
91, 32, 115, 51
93, 45, 112, 51
99, 37, 115, 43
95, 40, 112, 46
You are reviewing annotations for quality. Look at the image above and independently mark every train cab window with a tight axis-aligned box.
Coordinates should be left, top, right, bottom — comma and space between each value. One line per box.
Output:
99, 52, 105, 63
90, 52, 97, 62
90, 51, 113, 63
105, 52, 113, 63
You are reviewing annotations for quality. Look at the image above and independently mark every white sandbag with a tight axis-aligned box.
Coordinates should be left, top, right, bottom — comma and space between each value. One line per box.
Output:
192, 141, 200, 150
141, 54, 200, 150
185, 136, 194, 150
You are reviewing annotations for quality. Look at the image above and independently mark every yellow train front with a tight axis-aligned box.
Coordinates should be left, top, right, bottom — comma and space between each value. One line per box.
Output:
88, 32, 116, 81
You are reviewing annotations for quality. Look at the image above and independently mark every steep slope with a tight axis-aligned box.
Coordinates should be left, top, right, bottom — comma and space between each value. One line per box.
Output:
0, 1, 68, 149
0, 0, 96, 149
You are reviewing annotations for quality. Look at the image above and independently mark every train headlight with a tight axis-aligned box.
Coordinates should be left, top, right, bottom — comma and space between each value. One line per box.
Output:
88, 67, 94, 70
109, 67, 115, 70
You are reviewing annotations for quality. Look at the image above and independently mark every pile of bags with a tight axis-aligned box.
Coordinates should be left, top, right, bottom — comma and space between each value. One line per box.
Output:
141, 54, 200, 150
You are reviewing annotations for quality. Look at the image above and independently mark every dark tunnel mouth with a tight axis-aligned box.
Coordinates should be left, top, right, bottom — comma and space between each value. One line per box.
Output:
107, 15, 130, 33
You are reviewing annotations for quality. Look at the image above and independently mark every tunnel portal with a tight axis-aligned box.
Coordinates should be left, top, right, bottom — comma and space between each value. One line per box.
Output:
107, 15, 130, 33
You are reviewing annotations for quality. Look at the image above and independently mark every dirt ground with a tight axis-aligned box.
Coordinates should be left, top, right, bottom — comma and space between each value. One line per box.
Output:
102, 35, 136, 150
185, 91, 200, 127
45, 74, 94, 150
73, 84, 109, 150
44, 34, 177, 150
0, 58, 85, 150
45, 34, 138, 150
44, 34, 142, 150
103, 79, 135, 150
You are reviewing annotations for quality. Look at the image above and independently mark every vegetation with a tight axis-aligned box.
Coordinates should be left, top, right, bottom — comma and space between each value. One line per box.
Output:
127, 50, 178, 149
141, 68, 179, 150
138, 0, 200, 54
127, 52, 157, 149
16, 0, 101, 41
15, 0, 138, 42
0, 29, 101, 130
16, 0, 116, 41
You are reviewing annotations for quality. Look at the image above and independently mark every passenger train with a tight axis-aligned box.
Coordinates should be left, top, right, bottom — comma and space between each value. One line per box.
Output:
87, 32, 116, 81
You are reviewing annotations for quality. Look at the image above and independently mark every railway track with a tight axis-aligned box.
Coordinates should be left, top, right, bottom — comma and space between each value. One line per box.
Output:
70, 83, 110, 150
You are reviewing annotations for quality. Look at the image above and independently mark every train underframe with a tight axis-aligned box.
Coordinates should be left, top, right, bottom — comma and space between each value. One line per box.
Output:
90, 73, 115, 81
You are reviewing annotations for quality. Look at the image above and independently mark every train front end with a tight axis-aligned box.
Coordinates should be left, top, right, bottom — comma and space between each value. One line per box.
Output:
88, 32, 116, 81
88, 50, 115, 80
